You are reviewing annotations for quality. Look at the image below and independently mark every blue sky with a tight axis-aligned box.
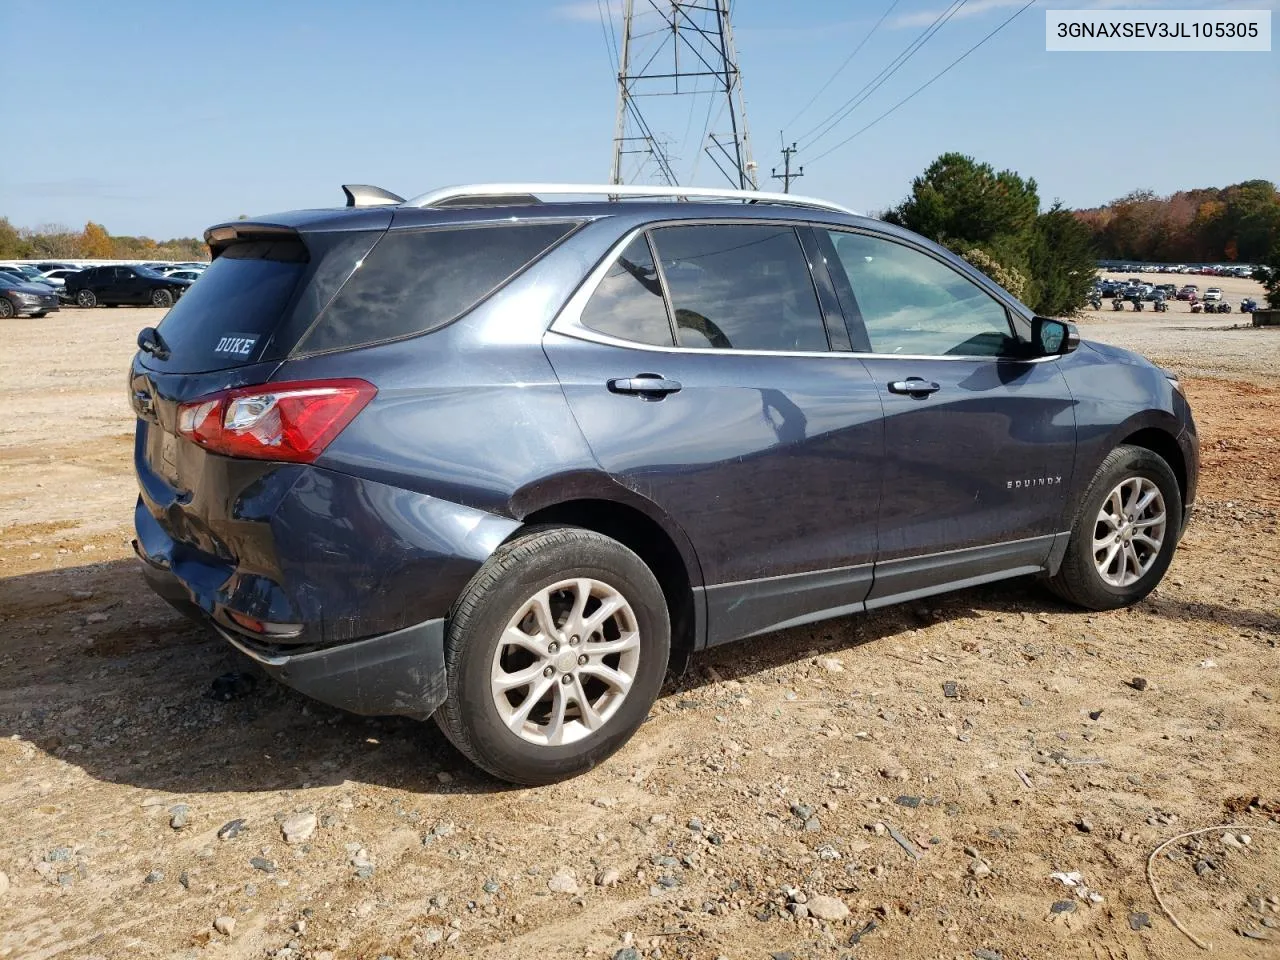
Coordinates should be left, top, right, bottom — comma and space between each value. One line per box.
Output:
2, 0, 1276, 238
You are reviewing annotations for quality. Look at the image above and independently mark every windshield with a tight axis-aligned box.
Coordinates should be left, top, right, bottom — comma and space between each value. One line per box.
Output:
136, 267, 166, 279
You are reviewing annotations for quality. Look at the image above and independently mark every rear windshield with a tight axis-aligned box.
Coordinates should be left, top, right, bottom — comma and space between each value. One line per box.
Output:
152, 240, 307, 372
293, 222, 576, 355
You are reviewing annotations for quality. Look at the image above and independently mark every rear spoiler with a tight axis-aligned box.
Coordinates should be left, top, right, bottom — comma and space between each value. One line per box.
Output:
204, 223, 301, 259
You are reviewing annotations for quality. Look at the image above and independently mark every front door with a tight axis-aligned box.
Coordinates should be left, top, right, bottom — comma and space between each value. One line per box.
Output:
544, 222, 885, 645
819, 229, 1077, 604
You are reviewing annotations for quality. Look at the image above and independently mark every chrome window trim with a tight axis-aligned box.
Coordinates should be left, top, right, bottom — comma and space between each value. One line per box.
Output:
550, 222, 1064, 365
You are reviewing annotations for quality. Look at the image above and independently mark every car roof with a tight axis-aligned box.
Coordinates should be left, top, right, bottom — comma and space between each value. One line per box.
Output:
207, 200, 895, 252
207, 182, 874, 240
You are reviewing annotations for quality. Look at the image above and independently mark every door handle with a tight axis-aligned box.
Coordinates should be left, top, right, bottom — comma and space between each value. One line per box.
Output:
888, 378, 941, 398
608, 375, 683, 399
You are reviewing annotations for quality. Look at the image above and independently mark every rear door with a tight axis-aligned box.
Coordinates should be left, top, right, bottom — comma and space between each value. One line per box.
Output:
544, 221, 885, 646
819, 228, 1077, 604
103, 266, 134, 302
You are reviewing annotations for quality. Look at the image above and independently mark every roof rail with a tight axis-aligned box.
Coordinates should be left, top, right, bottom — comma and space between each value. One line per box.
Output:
402, 183, 857, 216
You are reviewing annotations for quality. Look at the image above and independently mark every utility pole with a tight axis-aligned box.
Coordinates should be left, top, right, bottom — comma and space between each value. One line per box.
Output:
610, 0, 757, 189
771, 140, 803, 193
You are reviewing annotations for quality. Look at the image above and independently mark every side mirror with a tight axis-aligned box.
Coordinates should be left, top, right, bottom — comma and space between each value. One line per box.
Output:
1031, 316, 1079, 357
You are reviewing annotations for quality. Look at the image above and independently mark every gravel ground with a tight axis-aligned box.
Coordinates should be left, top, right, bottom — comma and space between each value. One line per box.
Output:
1, 305, 1277, 960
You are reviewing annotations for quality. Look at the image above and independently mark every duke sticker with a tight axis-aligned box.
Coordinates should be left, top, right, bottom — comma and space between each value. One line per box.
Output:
214, 334, 259, 356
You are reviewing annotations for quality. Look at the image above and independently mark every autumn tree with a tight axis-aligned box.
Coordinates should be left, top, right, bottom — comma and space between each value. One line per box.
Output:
80, 221, 113, 258
0, 217, 31, 258
1075, 181, 1279, 263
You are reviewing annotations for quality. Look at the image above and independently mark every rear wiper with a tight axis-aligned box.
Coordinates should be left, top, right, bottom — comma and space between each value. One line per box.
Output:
137, 326, 171, 361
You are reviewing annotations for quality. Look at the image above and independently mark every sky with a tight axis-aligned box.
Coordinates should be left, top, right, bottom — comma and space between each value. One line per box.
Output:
2, 0, 1276, 239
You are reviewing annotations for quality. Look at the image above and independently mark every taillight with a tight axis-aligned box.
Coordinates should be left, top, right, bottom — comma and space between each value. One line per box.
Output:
176, 378, 376, 463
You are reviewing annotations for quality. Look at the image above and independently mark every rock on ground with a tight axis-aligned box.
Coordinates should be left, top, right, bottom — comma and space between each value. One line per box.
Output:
282, 812, 317, 844
806, 894, 850, 921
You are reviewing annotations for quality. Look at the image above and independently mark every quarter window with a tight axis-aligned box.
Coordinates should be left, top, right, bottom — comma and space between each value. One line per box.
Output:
649, 224, 828, 352
297, 222, 576, 354
825, 231, 1014, 357
580, 235, 673, 346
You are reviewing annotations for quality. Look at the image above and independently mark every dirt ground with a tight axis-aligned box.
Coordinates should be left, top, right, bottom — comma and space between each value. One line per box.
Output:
1, 301, 1278, 960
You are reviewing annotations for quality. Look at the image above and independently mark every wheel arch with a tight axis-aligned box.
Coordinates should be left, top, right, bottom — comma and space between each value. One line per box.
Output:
1119, 425, 1188, 509
514, 494, 704, 655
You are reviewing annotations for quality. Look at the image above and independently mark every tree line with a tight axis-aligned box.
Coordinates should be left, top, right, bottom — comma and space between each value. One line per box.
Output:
1075, 181, 1279, 265
0, 217, 207, 262
880, 156, 1278, 314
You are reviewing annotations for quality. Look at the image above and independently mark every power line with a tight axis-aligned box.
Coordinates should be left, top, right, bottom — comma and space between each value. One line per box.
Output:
596, 0, 619, 76
797, 0, 968, 150
782, 0, 901, 133
809, 0, 1037, 162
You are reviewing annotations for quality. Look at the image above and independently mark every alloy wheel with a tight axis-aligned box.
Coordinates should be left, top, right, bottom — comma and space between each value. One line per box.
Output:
490, 577, 641, 746
1093, 477, 1166, 587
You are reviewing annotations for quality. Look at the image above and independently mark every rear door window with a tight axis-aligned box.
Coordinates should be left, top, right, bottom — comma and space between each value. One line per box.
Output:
648, 224, 828, 351
295, 222, 576, 355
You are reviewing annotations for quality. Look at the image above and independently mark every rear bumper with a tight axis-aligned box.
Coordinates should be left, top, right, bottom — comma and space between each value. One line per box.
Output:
218, 618, 447, 720
136, 546, 447, 719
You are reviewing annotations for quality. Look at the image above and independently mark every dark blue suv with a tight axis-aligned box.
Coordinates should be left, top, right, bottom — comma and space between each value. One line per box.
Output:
130, 183, 1198, 784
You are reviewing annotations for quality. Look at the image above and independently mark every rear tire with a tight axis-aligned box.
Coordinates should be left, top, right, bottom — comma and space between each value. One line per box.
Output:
1047, 444, 1182, 610
434, 526, 670, 785
151, 288, 174, 308
76, 289, 97, 308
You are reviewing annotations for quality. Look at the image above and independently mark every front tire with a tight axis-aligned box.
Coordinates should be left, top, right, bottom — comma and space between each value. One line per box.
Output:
435, 526, 670, 785
0, 298, 14, 319
151, 288, 174, 308
76, 289, 97, 308
1047, 445, 1182, 610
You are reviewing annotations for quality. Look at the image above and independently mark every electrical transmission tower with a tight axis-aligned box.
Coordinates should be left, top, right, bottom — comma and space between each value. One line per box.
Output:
609, 0, 757, 190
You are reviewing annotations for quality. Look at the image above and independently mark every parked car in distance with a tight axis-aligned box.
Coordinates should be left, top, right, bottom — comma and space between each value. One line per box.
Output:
38, 268, 81, 287
34, 262, 80, 273
1203, 288, 1223, 302
66, 265, 193, 308
0, 273, 61, 318
130, 182, 1200, 784
37, 268, 83, 301
1155, 284, 1177, 299
1176, 285, 1197, 300
0, 264, 57, 290
164, 270, 203, 283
